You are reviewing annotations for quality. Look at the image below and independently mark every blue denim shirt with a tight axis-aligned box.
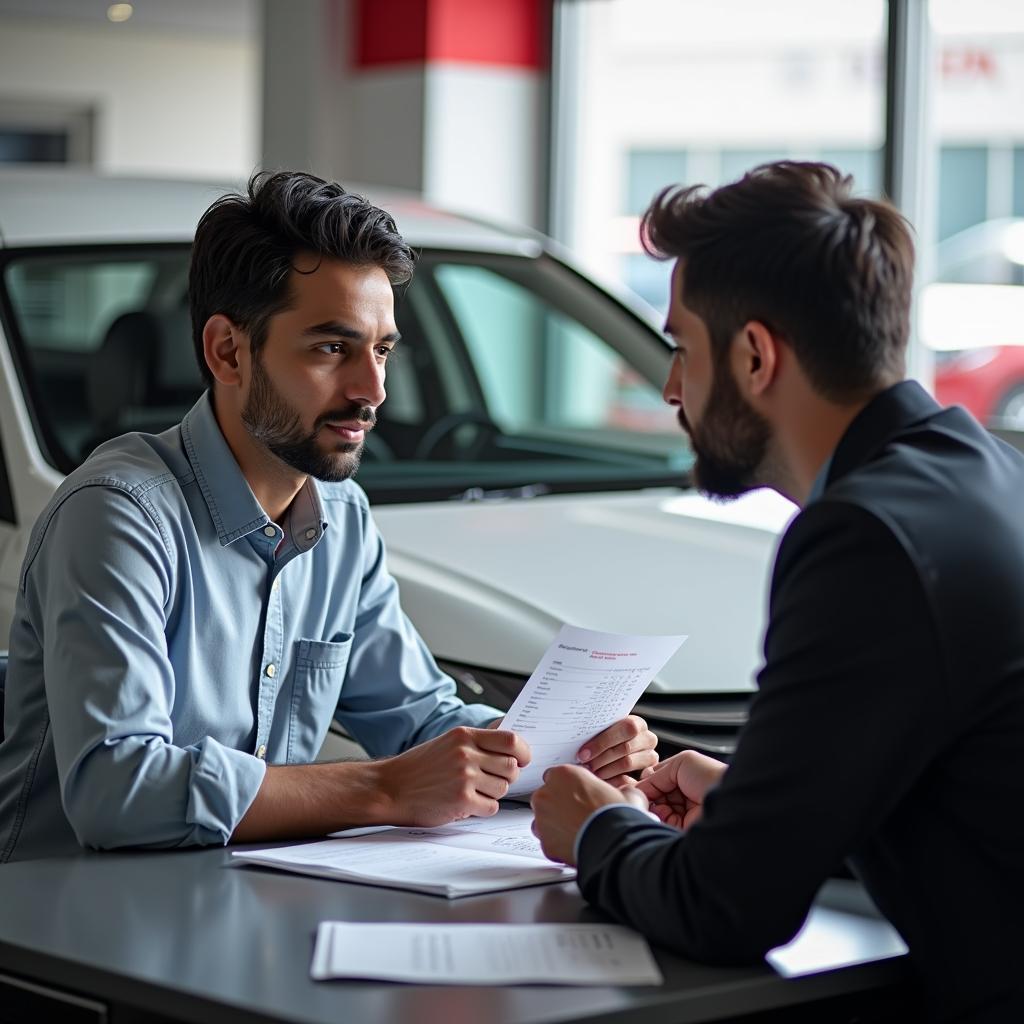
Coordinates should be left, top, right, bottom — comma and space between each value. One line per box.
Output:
0, 393, 497, 862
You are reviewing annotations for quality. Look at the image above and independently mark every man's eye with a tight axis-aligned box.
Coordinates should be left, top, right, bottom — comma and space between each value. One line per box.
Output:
376, 345, 394, 359
318, 343, 345, 355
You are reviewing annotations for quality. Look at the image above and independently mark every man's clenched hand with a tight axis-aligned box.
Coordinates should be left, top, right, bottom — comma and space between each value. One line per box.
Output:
377, 726, 531, 826
531, 764, 647, 865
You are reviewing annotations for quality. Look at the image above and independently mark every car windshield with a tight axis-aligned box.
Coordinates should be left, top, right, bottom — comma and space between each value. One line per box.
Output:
1, 245, 692, 502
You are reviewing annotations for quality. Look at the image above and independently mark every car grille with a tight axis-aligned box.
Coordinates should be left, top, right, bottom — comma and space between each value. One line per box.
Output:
631, 695, 749, 760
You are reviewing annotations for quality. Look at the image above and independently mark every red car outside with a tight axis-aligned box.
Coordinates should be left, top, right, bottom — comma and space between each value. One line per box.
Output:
934, 346, 1024, 430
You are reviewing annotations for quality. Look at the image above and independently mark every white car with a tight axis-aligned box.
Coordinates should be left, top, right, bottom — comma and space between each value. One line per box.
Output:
0, 170, 795, 756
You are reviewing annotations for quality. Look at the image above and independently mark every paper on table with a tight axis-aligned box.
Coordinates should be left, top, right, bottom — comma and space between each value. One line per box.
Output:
766, 906, 908, 977
330, 806, 545, 853
233, 808, 575, 897
311, 921, 664, 985
502, 624, 686, 798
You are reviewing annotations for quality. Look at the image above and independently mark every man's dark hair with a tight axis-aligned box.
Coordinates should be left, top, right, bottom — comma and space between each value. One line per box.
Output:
641, 161, 915, 401
189, 170, 417, 387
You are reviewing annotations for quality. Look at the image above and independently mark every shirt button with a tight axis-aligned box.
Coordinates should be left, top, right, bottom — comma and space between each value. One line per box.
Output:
263, 526, 276, 538
256, 744, 267, 760
265, 663, 276, 678
305, 528, 317, 541
272, 578, 281, 592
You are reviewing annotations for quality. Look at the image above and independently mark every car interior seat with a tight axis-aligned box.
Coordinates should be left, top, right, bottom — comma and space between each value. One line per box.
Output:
81, 307, 203, 460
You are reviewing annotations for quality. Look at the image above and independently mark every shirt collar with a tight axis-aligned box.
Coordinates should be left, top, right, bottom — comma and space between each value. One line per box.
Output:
180, 391, 328, 548
805, 455, 833, 504
827, 380, 939, 489
802, 381, 939, 505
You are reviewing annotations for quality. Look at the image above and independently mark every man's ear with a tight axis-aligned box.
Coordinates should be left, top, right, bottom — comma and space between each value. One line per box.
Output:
732, 320, 779, 399
202, 314, 246, 388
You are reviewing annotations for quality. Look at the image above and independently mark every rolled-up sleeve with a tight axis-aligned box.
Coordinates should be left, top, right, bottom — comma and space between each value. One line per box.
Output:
23, 483, 266, 850
333, 508, 499, 757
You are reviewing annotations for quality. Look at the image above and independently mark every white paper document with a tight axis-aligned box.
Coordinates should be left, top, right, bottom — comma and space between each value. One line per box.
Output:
310, 921, 664, 985
232, 807, 574, 898
503, 624, 687, 797
766, 906, 908, 978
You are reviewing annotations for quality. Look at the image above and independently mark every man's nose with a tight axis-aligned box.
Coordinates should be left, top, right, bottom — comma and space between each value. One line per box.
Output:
345, 350, 387, 408
662, 355, 682, 406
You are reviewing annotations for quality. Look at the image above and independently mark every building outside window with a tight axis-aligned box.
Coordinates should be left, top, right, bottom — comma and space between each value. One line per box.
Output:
554, 0, 1024, 434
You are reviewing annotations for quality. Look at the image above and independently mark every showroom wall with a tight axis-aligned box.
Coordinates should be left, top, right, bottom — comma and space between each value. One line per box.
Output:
261, 0, 551, 231
0, 12, 259, 179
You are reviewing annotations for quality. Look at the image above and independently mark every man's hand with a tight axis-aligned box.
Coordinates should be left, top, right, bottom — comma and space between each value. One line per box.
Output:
376, 726, 531, 827
577, 714, 658, 785
636, 749, 727, 831
530, 764, 648, 865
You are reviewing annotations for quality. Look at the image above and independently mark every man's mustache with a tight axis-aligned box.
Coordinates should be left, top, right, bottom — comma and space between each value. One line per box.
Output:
676, 407, 692, 438
315, 405, 377, 429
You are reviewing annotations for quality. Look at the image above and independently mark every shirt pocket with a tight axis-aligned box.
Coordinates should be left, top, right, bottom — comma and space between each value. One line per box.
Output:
286, 634, 354, 763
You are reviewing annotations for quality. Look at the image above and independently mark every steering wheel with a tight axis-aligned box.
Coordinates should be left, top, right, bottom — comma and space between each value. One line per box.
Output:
413, 411, 501, 460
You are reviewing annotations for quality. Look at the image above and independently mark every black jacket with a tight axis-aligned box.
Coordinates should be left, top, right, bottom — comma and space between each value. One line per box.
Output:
578, 381, 1024, 1023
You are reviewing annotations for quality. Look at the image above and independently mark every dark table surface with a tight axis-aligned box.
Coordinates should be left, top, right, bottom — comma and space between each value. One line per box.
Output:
0, 844, 910, 1024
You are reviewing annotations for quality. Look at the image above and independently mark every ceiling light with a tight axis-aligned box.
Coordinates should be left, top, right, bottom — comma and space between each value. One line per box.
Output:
107, 3, 133, 23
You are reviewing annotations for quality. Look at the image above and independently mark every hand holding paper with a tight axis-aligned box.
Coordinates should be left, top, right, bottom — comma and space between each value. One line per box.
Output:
577, 713, 659, 785
376, 724, 531, 825
502, 624, 686, 798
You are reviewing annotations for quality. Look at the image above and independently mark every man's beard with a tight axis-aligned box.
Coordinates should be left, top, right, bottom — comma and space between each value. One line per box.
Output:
241, 355, 375, 482
678, 358, 772, 501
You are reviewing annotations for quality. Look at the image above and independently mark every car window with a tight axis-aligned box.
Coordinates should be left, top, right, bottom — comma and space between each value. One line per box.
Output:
3, 248, 193, 469
1, 246, 693, 499
6, 257, 158, 351
433, 263, 675, 436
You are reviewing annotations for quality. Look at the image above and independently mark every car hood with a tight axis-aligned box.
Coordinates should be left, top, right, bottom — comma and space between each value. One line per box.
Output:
373, 488, 797, 695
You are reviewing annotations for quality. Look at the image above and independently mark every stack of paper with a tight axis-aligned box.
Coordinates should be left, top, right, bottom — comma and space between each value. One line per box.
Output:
232, 808, 575, 898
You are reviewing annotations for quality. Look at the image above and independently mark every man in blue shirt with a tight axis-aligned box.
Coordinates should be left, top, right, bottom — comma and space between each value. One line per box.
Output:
0, 171, 656, 862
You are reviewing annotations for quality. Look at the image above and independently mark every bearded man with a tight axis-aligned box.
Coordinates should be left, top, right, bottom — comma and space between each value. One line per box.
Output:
0, 171, 655, 861
531, 162, 1024, 1024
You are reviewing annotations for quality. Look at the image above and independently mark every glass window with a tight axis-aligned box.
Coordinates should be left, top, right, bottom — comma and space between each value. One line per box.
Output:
626, 150, 688, 216
937, 146, 989, 241
0, 129, 68, 164
719, 149, 790, 184
925, 4, 1024, 433
367, 252, 691, 501
434, 263, 675, 436
618, 141, 882, 313
555, 0, 888, 316
1, 246, 692, 501
4, 250, 194, 468
1013, 147, 1024, 217
0, 101, 94, 166
6, 258, 159, 351
820, 147, 882, 196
